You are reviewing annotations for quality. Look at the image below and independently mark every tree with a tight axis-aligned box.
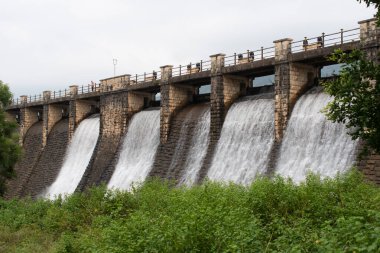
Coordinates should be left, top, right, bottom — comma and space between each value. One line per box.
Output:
323, 50, 380, 153
323, 0, 380, 154
0, 80, 21, 196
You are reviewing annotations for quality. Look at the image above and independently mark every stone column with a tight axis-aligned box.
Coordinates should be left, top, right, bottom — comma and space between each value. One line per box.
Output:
273, 38, 318, 141
42, 105, 63, 148
274, 38, 292, 142
68, 99, 94, 141
76, 92, 128, 190
159, 65, 193, 144
210, 54, 225, 144
70, 85, 78, 97
359, 18, 380, 62
19, 107, 40, 146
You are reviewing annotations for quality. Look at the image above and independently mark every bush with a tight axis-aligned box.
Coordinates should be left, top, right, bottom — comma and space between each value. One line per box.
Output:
0, 170, 379, 252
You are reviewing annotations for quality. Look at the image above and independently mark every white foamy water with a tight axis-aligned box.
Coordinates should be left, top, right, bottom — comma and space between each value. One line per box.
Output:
207, 97, 275, 185
275, 91, 358, 183
179, 108, 210, 186
44, 116, 100, 199
108, 110, 160, 190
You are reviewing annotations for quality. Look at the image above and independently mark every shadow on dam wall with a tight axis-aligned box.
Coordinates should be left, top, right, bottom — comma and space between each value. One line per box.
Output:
21, 118, 69, 198
5, 121, 43, 199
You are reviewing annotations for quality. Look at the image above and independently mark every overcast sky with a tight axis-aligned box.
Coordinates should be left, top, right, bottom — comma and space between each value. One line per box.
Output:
0, 0, 375, 98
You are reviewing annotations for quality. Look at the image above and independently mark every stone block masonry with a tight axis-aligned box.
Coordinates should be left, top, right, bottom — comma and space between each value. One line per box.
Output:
21, 119, 69, 198
5, 122, 43, 199
160, 65, 194, 144
19, 104, 41, 146
42, 103, 67, 148
76, 92, 129, 190
69, 99, 97, 140
274, 39, 318, 141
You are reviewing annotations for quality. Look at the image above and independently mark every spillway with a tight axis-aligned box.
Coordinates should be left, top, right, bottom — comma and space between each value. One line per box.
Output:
108, 109, 160, 190
178, 108, 210, 186
275, 90, 358, 183
207, 95, 275, 185
44, 115, 100, 198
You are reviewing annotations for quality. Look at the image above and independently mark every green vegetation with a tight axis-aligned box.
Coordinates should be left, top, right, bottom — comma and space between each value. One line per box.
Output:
0, 80, 21, 196
0, 171, 379, 252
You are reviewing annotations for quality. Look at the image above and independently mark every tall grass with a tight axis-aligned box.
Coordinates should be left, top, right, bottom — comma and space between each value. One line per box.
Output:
0, 170, 379, 252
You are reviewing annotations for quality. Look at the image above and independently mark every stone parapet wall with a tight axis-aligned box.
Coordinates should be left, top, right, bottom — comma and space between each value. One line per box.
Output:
100, 75, 130, 91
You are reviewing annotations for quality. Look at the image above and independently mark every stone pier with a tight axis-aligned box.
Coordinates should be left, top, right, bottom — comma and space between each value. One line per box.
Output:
160, 65, 194, 144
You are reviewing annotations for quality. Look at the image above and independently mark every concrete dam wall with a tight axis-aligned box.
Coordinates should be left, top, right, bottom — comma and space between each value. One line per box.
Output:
5, 17, 380, 198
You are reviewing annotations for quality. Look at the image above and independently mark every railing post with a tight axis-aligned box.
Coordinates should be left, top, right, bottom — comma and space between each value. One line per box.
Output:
234, 53, 237, 65
144, 72, 146, 81
341, 29, 344, 45
322, 32, 325, 48
200, 60, 203, 71
179, 65, 182, 76
135, 74, 138, 83
261, 47, 264, 60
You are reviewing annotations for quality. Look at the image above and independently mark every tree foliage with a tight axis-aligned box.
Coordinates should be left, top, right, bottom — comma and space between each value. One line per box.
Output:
0, 80, 21, 196
323, 50, 380, 153
323, 1, 380, 153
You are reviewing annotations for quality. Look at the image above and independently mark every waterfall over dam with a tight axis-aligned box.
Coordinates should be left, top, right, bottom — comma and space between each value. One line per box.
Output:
207, 95, 275, 185
275, 89, 358, 183
150, 104, 210, 183
179, 107, 210, 186
44, 115, 100, 198
108, 109, 160, 190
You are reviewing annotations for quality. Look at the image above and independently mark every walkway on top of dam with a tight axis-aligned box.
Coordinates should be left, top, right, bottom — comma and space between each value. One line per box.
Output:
7, 26, 361, 110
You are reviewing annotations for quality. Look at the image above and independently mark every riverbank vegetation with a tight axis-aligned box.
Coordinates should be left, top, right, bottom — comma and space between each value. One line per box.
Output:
0, 170, 379, 252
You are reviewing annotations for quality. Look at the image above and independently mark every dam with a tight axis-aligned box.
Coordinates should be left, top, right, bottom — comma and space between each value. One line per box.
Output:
5, 18, 380, 198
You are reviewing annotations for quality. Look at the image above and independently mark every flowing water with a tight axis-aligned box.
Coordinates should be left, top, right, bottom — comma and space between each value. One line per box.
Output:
44, 115, 100, 198
275, 90, 358, 183
207, 96, 275, 185
179, 108, 210, 186
108, 109, 160, 190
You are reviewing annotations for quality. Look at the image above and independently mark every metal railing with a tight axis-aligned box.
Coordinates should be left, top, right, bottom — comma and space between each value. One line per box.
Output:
291, 28, 360, 53
130, 71, 161, 85
10, 25, 362, 106
78, 83, 101, 94
224, 46, 275, 67
171, 60, 212, 77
